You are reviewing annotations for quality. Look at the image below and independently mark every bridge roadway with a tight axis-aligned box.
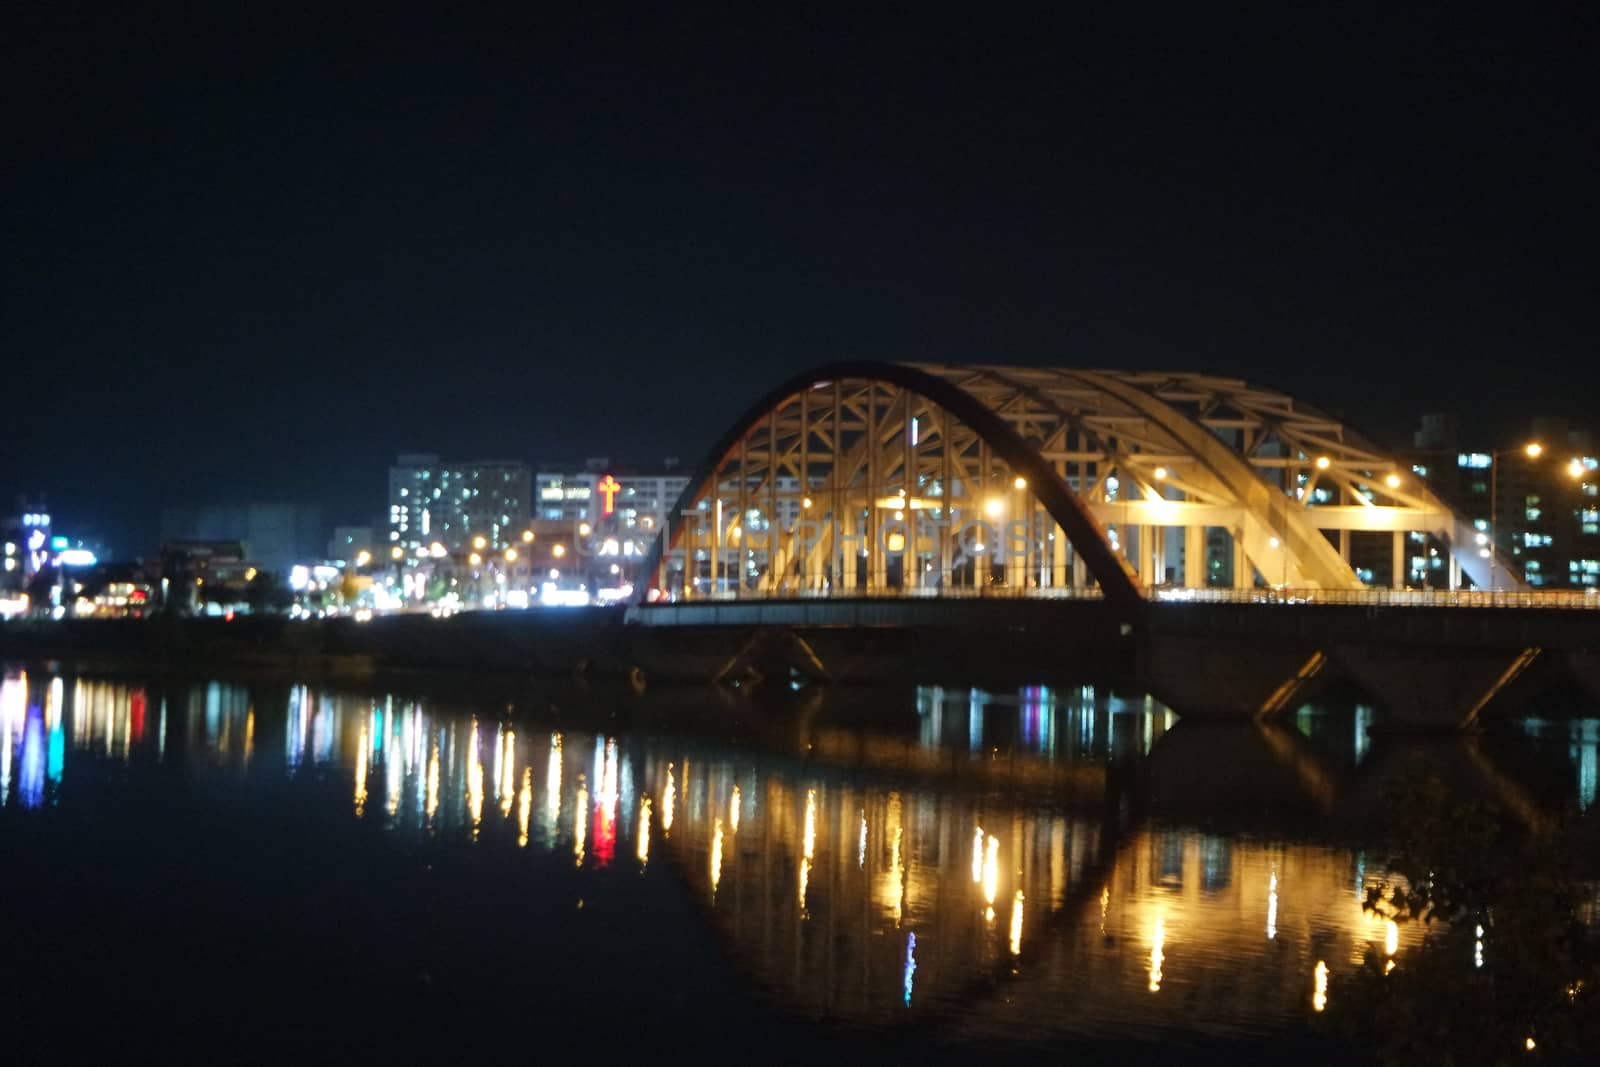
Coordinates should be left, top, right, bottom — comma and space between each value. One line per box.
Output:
624, 589, 1600, 731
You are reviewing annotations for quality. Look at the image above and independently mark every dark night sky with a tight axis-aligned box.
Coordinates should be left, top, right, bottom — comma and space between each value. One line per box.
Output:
4, 8, 1596, 555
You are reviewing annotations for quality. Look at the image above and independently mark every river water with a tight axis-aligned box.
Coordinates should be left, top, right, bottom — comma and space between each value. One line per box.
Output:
2, 666, 1597, 1062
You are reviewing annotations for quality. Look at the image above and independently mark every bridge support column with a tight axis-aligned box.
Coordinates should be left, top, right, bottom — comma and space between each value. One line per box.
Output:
1183, 525, 1205, 589
681, 513, 696, 599
1139, 633, 1329, 721
1009, 517, 1027, 588
1052, 529, 1068, 588
841, 509, 859, 593
1332, 645, 1543, 731
1568, 651, 1600, 702
1392, 531, 1405, 590
940, 507, 955, 590
1232, 533, 1251, 590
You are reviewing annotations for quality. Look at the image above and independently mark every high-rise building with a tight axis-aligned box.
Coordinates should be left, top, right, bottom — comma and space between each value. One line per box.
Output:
159, 502, 323, 575
1403, 415, 1598, 589
387, 454, 531, 553
526, 458, 697, 595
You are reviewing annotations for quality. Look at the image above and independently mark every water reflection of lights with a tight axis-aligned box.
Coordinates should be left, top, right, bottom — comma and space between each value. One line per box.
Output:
6, 669, 1593, 1045
1475, 923, 1485, 969
466, 720, 485, 834
888, 826, 905, 925
637, 797, 652, 867
593, 739, 618, 866
710, 817, 724, 897
354, 723, 369, 817
1149, 914, 1166, 992
1267, 869, 1279, 940
546, 732, 563, 837
982, 834, 1000, 922
386, 725, 404, 817
803, 788, 817, 861
800, 787, 817, 915
574, 779, 588, 866
517, 768, 532, 847
903, 932, 917, 1006
599, 738, 619, 806
879, 792, 905, 925
498, 727, 517, 818
425, 741, 441, 822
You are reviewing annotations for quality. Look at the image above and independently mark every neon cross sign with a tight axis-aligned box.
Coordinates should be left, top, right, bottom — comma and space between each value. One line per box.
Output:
597, 474, 622, 516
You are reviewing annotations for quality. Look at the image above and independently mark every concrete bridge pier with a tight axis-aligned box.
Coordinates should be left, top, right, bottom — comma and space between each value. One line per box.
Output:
1137, 634, 1330, 722
711, 628, 832, 689
1329, 644, 1541, 732
1569, 651, 1600, 703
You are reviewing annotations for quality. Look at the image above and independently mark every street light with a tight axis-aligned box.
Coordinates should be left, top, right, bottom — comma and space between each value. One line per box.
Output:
1487, 442, 1544, 592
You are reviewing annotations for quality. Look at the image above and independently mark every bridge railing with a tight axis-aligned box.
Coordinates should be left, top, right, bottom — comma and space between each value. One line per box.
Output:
1151, 587, 1600, 610
663, 584, 1107, 602
654, 584, 1600, 610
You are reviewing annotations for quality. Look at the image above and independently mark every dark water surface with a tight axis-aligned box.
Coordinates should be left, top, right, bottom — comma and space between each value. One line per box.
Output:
2, 666, 1597, 1063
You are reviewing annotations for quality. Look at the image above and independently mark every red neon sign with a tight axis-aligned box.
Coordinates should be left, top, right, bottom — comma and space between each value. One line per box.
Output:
598, 474, 621, 516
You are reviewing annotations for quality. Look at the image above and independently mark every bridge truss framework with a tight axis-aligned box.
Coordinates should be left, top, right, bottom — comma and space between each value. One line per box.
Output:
640, 363, 1519, 607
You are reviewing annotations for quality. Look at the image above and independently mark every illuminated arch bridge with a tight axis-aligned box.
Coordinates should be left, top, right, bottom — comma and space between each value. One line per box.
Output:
638, 363, 1519, 609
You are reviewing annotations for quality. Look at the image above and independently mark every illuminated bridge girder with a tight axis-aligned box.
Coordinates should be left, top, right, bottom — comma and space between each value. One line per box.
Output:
639, 363, 1523, 605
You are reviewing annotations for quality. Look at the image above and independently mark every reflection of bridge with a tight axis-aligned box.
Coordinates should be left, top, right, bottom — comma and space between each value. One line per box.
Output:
631, 690, 1583, 1049
626, 364, 1600, 729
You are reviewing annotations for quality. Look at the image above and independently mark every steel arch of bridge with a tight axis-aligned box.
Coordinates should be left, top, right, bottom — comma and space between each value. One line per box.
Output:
637, 362, 1521, 609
